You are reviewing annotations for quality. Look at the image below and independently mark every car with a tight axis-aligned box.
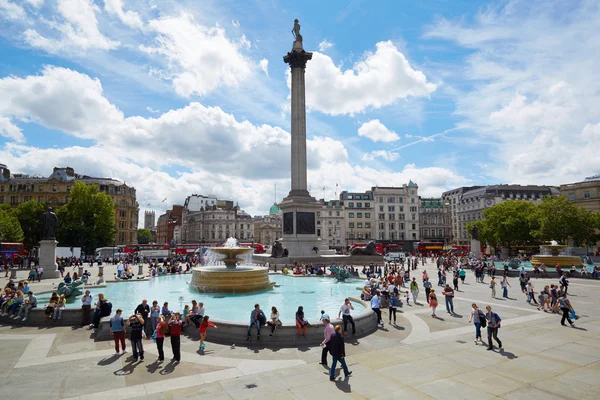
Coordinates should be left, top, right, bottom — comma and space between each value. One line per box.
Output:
384, 252, 406, 262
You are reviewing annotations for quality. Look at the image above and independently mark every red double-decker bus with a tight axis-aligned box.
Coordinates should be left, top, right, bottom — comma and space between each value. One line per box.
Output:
123, 243, 170, 254
417, 241, 445, 253
0, 242, 26, 261
174, 244, 202, 256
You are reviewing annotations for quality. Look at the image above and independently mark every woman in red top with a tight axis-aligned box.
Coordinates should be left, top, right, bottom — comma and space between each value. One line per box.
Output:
155, 315, 167, 362
198, 315, 217, 350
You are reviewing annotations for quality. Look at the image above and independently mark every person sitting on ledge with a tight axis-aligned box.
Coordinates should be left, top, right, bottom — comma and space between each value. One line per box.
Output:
246, 303, 266, 341
95, 273, 104, 285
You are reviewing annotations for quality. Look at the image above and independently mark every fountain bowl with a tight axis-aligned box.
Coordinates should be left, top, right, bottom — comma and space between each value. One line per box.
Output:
531, 244, 582, 269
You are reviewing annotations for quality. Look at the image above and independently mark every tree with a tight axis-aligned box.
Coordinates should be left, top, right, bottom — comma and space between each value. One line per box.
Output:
466, 200, 539, 249
56, 181, 116, 253
137, 228, 152, 244
14, 200, 46, 249
0, 206, 24, 243
532, 196, 599, 246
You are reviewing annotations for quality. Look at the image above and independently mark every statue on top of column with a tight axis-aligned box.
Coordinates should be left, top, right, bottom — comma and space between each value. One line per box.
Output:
291, 19, 302, 42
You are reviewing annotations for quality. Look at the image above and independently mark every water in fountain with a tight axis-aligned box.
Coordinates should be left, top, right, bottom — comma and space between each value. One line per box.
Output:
203, 238, 253, 268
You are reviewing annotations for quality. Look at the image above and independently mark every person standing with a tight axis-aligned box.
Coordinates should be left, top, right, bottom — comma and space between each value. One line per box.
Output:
442, 284, 455, 314
198, 315, 217, 350
558, 293, 575, 327
490, 277, 497, 298
559, 273, 569, 295
116, 261, 124, 279
150, 301, 160, 333
410, 278, 420, 304
371, 290, 383, 327
246, 304, 266, 341
169, 312, 182, 362
155, 315, 167, 362
501, 276, 511, 299
127, 312, 145, 362
526, 281, 538, 305
429, 289, 438, 318
338, 298, 356, 337
423, 278, 432, 301
109, 309, 126, 355
135, 299, 150, 334
81, 290, 93, 327
329, 325, 352, 381
36, 266, 43, 282
459, 267, 466, 284
485, 305, 502, 350
468, 303, 485, 345
320, 316, 335, 366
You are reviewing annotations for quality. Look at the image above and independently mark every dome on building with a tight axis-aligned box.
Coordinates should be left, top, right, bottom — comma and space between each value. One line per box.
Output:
269, 203, 281, 214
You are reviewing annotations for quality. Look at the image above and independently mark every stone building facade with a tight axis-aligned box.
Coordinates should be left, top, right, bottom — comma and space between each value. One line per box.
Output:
339, 190, 374, 245
0, 164, 138, 245
253, 204, 283, 246
560, 175, 600, 213
418, 197, 452, 244
372, 182, 420, 248
316, 199, 346, 250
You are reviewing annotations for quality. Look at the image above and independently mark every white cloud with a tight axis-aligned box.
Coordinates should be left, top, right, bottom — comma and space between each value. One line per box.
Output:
103, 0, 144, 30
357, 119, 400, 143
362, 150, 399, 162
146, 106, 160, 114
259, 59, 269, 76
140, 12, 253, 97
0, 0, 26, 20
318, 39, 333, 52
299, 41, 436, 115
24, 0, 119, 52
0, 116, 24, 142
0, 66, 468, 215
425, 1, 600, 184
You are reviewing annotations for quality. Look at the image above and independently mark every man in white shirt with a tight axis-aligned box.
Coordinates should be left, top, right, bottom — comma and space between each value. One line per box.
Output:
81, 290, 93, 326
337, 298, 356, 337
117, 262, 124, 279
36, 266, 44, 282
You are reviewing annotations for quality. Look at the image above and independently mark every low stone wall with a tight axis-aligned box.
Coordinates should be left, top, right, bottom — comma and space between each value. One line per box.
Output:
94, 298, 378, 347
253, 254, 383, 267
0, 307, 87, 327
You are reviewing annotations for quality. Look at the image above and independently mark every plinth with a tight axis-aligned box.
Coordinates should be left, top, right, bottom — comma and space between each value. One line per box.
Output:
39, 239, 60, 278
471, 239, 482, 259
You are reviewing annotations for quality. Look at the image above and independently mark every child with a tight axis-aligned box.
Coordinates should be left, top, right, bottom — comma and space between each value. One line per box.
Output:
53, 295, 66, 319
198, 315, 217, 350
182, 305, 190, 327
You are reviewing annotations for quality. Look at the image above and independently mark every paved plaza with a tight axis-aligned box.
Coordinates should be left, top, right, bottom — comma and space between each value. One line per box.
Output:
1, 262, 600, 399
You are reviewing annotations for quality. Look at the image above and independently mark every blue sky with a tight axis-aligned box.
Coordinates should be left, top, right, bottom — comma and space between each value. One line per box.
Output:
0, 0, 598, 220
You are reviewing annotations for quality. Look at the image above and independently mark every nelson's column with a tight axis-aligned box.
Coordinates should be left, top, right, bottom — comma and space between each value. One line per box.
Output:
279, 19, 331, 257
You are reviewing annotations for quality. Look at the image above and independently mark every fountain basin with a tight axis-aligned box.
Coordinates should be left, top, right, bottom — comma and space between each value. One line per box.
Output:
530, 255, 582, 268
190, 266, 273, 293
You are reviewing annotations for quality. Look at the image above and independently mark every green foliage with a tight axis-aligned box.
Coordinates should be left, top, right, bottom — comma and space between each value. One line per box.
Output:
56, 181, 116, 252
532, 196, 600, 246
137, 228, 152, 244
14, 200, 46, 248
0, 207, 24, 242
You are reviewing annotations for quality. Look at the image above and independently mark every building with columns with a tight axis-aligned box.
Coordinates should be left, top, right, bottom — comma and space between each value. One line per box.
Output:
0, 164, 139, 246
560, 175, 600, 213
419, 197, 452, 245
253, 203, 283, 246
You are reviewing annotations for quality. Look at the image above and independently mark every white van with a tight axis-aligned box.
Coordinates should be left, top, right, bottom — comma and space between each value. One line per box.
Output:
384, 252, 406, 262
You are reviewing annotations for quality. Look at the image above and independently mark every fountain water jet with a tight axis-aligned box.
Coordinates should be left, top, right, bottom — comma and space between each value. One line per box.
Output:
190, 238, 273, 293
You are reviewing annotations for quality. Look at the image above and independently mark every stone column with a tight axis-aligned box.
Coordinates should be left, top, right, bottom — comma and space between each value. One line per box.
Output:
284, 42, 312, 198
39, 239, 60, 278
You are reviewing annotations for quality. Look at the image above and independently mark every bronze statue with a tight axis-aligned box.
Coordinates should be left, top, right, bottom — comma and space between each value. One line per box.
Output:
291, 19, 302, 41
271, 240, 285, 258
41, 207, 58, 240
350, 241, 378, 256
470, 225, 479, 241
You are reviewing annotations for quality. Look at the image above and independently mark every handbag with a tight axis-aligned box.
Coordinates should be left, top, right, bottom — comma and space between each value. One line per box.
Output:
570, 309, 579, 320
479, 311, 487, 328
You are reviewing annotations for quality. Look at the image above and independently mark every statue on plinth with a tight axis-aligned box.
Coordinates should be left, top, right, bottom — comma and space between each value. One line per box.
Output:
41, 207, 58, 240
470, 225, 479, 241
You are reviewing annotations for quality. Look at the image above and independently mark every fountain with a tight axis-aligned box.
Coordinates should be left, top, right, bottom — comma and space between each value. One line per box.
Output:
530, 240, 582, 269
190, 238, 273, 293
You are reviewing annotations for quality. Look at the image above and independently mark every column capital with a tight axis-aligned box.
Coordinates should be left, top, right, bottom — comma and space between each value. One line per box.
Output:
283, 50, 313, 70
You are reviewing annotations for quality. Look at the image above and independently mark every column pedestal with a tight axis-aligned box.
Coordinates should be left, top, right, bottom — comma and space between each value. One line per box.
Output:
279, 195, 331, 257
471, 239, 483, 259
39, 240, 60, 278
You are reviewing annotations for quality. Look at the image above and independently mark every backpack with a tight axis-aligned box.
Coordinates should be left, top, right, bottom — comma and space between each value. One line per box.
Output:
478, 311, 487, 328
159, 322, 169, 335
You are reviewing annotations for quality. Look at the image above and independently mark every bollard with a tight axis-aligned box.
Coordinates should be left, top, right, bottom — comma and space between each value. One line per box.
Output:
98, 266, 104, 277
78, 266, 84, 276
10, 268, 17, 279
138, 264, 144, 275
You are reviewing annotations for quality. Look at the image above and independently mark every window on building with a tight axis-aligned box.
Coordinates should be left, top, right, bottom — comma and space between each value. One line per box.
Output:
412, 214, 416, 220
379, 222, 384, 229
317, 220, 321, 225
411, 198, 415, 203
365, 222, 371, 228
410, 206, 417, 212
387, 197, 395, 203
365, 202, 370, 208
357, 222, 363, 228
357, 212, 363, 218
378, 213, 385, 220
567, 193, 575, 200
399, 213, 405, 220
388, 213, 395, 220
336, 211, 340, 216
357, 202, 362, 208
584, 191, 590, 198
328, 211, 332, 216
348, 212, 354, 218
328, 220, 332, 225
365, 212, 370, 218
317, 211, 320, 217
348, 202, 354, 207
317, 229, 321, 237
379, 232, 385, 240
365, 233, 370, 239
379, 206, 384, 212
348, 195, 353, 199
389, 223, 395, 230
349, 222, 355, 228
378, 197, 383, 203
388, 206, 395, 212
399, 197, 403, 203
358, 232, 364, 239
412, 223, 416, 230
